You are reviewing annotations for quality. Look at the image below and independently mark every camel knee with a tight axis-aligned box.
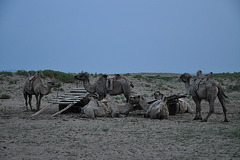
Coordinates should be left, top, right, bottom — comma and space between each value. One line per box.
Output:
209, 108, 215, 114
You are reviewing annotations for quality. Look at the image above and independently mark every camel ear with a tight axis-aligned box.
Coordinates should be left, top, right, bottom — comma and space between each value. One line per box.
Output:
162, 96, 167, 103
159, 93, 164, 99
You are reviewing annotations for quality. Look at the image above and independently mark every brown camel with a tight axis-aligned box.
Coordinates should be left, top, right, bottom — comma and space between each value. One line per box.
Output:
81, 94, 135, 118
129, 95, 169, 119
154, 91, 193, 114
23, 72, 60, 111
74, 73, 134, 102
180, 71, 228, 122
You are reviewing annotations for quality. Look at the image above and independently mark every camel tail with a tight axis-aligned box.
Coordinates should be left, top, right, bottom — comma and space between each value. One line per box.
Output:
218, 84, 227, 99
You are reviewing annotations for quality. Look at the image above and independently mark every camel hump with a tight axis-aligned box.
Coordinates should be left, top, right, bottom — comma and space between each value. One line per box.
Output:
26, 72, 41, 90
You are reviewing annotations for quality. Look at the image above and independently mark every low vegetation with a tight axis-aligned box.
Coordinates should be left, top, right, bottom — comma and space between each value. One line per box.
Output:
0, 94, 11, 99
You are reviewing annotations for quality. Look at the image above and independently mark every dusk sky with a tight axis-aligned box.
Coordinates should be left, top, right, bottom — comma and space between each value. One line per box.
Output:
1, 0, 240, 74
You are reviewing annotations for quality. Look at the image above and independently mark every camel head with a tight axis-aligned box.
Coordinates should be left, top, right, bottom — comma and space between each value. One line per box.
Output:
129, 95, 142, 105
74, 73, 89, 81
154, 91, 164, 100
47, 82, 61, 88
180, 73, 192, 83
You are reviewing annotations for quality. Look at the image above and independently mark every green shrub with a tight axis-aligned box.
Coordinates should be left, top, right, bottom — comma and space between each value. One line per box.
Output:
41, 70, 75, 83
16, 70, 29, 77
0, 71, 13, 76
0, 94, 11, 99
214, 72, 240, 80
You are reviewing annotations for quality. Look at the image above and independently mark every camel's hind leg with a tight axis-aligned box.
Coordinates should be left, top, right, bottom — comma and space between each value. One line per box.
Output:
218, 95, 229, 122
217, 85, 228, 122
202, 100, 215, 122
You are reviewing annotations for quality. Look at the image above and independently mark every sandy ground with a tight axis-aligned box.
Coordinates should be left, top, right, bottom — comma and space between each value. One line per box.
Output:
0, 73, 240, 160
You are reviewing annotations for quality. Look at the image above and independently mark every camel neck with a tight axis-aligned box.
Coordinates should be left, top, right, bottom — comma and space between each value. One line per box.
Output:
184, 81, 191, 95
40, 85, 52, 95
82, 79, 96, 93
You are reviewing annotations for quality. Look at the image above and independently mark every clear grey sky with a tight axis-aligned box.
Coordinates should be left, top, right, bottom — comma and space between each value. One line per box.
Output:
1, 0, 240, 74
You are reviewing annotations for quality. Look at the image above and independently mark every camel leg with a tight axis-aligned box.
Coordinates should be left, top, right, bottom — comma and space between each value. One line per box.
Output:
218, 97, 229, 122
28, 95, 33, 111
35, 95, 39, 111
23, 92, 28, 111
202, 100, 215, 122
193, 98, 202, 120
124, 94, 129, 103
37, 94, 43, 111
84, 108, 95, 118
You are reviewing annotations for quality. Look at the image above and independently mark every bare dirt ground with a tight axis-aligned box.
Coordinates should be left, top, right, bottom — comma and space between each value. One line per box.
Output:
0, 73, 240, 160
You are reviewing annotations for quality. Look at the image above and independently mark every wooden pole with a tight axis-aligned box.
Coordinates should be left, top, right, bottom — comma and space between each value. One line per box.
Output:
30, 105, 52, 118
51, 102, 77, 117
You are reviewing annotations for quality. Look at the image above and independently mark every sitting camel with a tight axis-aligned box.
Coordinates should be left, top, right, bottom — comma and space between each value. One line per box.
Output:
81, 94, 136, 118
154, 91, 193, 114
180, 71, 228, 122
129, 95, 169, 120
74, 73, 134, 102
23, 72, 60, 111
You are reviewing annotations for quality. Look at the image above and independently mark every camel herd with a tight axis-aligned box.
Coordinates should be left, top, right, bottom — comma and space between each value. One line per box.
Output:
23, 70, 229, 122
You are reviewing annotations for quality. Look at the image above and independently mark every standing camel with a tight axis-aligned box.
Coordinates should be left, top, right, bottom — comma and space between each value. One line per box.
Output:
74, 73, 134, 102
180, 71, 228, 122
23, 72, 60, 111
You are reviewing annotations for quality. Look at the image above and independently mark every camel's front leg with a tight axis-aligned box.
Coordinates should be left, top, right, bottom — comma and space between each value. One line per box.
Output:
23, 92, 28, 111
28, 95, 33, 111
193, 98, 202, 120
35, 95, 39, 111
37, 94, 43, 111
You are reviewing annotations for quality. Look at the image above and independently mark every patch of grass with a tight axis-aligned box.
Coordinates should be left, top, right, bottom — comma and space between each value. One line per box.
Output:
143, 94, 149, 98
8, 80, 18, 84
0, 94, 11, 99
133, 74, 143, 80
102, 127, 109, 132
156, 82, 164, 88
226, 84, 240, 92
145, 84, 151, 87
231, 128, 240, 139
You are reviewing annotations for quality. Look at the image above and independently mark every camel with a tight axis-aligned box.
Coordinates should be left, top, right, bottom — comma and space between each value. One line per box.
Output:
74, 73, 134, 102
154, 91, 193, 114
180, 71, 228, 122
23, 72, 60, 111
81, 94, 135, 118
129, 95, 169, 119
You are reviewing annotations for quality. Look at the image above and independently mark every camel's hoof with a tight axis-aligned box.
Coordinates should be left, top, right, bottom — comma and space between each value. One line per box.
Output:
193, 117, 202, 120
223, 119, 229, 122
201, 119, 208, 122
